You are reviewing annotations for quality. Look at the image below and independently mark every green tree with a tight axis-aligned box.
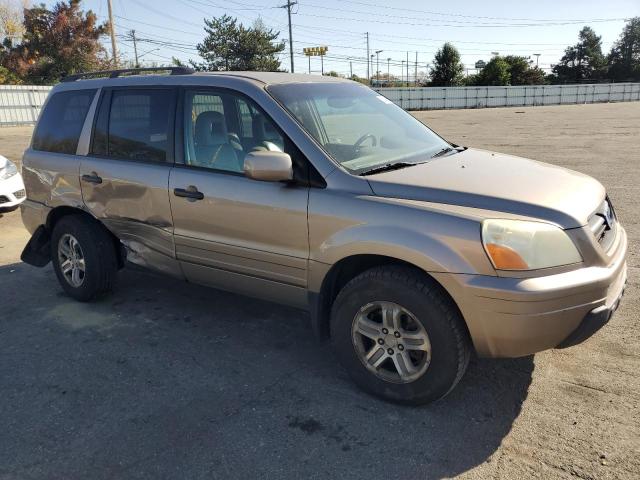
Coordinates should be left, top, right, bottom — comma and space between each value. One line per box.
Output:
477, 56, 511, 85
0, 64, 20, 83
193, 15, 285, 71
607, 17, 640, 81
430, 42, 464, 86
1, 0, 107, 84
502, 55, 545, 85
552, 26, 606, 83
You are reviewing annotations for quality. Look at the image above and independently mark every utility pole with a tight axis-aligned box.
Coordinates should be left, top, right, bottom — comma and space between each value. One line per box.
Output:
350, 61, 353, 79
365, 32, 370, 82
279, 1, 297, 73
387, 57, 390, 85
107, 0, 118, 66
130, 30, 139, 68
401, 60, 405, 85
406, 51, 409, 86
415, 51, 418, 86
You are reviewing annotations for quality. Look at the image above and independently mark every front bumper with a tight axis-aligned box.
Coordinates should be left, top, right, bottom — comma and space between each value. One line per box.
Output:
0, 173, 26, 210
432, 225, 628, 358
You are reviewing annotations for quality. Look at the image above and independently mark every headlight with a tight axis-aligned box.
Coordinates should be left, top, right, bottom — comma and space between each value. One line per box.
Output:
482, 219, 582, 271
0, 159, 18, 180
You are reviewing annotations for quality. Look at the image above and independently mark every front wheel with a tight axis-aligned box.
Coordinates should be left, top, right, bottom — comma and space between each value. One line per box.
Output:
330, 266, 471, 405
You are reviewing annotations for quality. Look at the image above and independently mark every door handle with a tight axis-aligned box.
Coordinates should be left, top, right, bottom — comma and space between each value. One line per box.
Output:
173, 187, 204, 200
81, 173, 102, 184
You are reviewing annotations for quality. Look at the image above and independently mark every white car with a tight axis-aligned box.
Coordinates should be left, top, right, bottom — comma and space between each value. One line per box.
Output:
0, 154, 26, 212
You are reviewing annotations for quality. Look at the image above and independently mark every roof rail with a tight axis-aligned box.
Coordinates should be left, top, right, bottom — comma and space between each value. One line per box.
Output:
61, 66, 195, 82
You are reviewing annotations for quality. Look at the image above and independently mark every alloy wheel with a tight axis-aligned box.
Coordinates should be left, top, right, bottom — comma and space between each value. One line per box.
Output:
58, 233, 86, 288
351, 301, 432, 383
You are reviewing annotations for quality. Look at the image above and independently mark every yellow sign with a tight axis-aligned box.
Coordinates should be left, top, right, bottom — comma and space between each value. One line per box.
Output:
303, 46, 328, 56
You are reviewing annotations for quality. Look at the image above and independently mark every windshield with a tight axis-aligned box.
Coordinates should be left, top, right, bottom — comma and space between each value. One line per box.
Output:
267, 82, 451, 174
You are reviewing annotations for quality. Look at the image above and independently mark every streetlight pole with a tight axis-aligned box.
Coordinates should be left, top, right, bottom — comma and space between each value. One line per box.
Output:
533, 53, 541, 67
370, 54, 374, 85
375, 50, 383, 83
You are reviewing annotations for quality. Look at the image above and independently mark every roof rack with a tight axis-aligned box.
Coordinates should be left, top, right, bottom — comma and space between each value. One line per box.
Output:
61, 66, 195, 82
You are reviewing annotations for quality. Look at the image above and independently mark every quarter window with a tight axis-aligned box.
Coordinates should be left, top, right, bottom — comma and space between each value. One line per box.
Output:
92, 89, 175, 163
32, 89, 96, 154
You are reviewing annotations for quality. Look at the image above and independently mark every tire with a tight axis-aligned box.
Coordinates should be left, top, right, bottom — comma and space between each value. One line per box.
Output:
50, 214, 118, 302
330, 266, 471, 405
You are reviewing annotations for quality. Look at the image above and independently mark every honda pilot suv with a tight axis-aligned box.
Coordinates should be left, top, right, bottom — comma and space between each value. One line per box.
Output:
20, 68, 627, 404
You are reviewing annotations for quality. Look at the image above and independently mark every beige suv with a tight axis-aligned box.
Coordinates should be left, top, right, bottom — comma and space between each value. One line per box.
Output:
20, 68, 627, 404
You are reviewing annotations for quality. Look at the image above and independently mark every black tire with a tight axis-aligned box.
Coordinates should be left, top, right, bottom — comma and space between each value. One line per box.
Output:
330, 266, 471, 405
51, 214, 118, 302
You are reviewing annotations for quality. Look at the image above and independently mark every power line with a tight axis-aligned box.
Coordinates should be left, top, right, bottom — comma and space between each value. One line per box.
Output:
292, 11, 630, 28
296, 2, 628, 27
316, 0, 629, 23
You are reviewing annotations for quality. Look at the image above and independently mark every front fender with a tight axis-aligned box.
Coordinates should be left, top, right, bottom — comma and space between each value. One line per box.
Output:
312, 223, 489, 275
308, 190, 497, 292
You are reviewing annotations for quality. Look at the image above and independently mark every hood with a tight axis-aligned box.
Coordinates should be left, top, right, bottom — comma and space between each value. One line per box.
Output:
366, 148, 604, 228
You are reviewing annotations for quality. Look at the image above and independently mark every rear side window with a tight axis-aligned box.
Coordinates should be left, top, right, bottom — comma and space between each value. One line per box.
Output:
91, 89, 175, 163
32, 89, 96, 154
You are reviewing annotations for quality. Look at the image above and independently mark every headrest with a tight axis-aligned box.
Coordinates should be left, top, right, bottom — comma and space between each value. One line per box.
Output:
195, 111, 228, 146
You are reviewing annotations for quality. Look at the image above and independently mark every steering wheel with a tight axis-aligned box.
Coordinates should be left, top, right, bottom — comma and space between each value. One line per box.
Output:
353, 133, 377, 150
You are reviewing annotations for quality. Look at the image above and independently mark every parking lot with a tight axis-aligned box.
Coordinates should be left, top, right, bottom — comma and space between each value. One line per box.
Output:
1, 102, 638, 479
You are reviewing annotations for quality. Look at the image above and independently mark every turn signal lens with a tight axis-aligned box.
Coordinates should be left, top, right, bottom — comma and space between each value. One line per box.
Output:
485, 243, 529, 270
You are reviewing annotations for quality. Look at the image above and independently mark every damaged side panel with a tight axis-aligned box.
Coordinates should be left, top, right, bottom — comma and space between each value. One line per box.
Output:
21, 149, 85, 223
79, 157, 183, 279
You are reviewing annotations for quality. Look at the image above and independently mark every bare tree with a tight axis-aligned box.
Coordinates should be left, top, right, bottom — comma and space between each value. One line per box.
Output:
0, 1, 28, 42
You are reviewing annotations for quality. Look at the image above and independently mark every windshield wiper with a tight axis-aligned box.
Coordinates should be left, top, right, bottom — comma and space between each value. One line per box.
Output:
359, 162, 418, 176
431, 146, 466, 158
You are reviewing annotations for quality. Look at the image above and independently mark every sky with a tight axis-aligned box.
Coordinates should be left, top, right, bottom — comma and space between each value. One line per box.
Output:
41, 0, 640, 78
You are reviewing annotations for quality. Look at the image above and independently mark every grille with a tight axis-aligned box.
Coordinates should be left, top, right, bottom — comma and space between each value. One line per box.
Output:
588, 197, 617, 252
0, 195, 8, 204
13, 189, 26, 199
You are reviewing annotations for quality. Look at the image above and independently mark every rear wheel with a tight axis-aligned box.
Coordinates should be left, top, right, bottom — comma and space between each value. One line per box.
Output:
330, 266, 471, 404
51, 215, 118, 301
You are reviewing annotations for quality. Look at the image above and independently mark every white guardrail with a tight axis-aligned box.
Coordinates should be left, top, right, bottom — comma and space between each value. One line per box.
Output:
1, 82, 639, 126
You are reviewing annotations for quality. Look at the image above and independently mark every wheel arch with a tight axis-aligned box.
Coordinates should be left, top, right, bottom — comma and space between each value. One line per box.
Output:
46, 206, 126, 269
309, 254, 469, 343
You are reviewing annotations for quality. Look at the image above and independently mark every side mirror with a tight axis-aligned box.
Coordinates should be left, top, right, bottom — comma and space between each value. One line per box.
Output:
243, 151, 293, 182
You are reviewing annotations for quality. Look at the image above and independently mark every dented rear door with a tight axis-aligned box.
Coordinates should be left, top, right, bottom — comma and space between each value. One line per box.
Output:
79, 86, 182, 277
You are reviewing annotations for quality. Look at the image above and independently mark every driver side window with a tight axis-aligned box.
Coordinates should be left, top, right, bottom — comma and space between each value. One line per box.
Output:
184, 90, 284, 174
